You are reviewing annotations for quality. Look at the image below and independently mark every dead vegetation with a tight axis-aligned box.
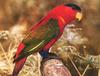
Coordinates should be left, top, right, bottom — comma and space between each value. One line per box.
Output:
0, 0, 100, 76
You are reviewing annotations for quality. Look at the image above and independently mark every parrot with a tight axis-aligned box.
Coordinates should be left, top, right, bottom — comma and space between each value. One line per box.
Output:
12, 3, 83, 76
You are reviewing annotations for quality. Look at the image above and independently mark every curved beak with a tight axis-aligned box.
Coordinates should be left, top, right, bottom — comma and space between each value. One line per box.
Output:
76, 12, 83, 21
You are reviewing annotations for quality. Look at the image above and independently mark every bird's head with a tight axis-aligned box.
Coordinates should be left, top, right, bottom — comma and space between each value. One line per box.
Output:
64, 3, 83, 22
51, 3, 83, 25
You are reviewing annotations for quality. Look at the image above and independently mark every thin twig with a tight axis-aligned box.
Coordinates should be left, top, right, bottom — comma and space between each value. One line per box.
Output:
0, 42, 12, 68
72, 53, 86, 61
68, 55, 82, 76
82, 64, 89, 76
8, 42, 13, 61
37, 53, 41, 76
8, 42, 13, 52
98, 69, 100, 76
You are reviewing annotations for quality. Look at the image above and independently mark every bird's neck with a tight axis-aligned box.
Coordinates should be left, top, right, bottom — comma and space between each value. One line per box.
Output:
58, 16, 66, 33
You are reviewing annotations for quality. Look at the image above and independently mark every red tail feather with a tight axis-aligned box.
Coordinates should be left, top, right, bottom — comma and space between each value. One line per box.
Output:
12, 58, 27, 76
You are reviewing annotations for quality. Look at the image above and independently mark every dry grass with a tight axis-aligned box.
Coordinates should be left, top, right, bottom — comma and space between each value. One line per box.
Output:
0, 41, 42, 76
0, 30, 42, 76
0, 25, 100, 76
0, 0, 99, 76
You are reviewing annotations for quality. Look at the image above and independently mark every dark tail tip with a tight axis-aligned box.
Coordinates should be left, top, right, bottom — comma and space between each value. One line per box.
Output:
12, 58, 27, 76
12, 69, 18, 76
13, 59, 15, 63
13, 54, 16, 59
12, 73, 17, 76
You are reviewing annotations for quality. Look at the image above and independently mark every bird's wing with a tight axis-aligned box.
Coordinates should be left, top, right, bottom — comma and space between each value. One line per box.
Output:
14, 18, 60, 62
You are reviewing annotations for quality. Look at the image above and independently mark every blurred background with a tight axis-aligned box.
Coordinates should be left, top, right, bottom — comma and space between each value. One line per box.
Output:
0, 0, 100, 76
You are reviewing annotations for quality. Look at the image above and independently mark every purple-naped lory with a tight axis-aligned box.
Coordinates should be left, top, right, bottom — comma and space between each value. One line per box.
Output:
12, 3, 82, 76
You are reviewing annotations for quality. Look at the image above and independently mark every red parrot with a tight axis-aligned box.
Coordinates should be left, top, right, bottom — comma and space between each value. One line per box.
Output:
12, 3, 82, 76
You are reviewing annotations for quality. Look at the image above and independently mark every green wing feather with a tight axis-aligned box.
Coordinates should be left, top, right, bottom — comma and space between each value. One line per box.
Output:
15, 18, 60, 61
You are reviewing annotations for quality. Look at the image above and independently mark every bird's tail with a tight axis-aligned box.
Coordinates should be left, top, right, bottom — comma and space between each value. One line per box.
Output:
12, 58, 27, 76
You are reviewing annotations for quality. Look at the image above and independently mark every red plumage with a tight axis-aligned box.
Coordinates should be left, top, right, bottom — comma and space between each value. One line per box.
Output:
12, 4, 80, 76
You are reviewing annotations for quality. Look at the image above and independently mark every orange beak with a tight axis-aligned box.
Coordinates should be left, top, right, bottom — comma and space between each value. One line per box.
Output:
76, 12, 83, 21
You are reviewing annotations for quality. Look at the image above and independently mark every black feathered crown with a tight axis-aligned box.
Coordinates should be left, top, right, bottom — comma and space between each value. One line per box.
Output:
64, 3, 81, 11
